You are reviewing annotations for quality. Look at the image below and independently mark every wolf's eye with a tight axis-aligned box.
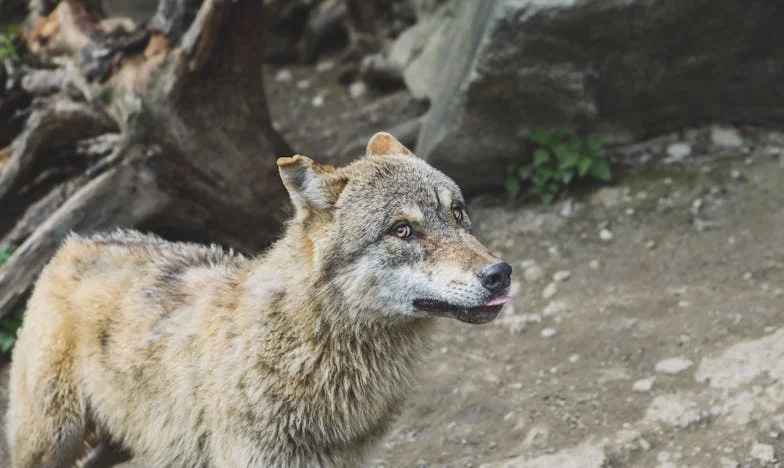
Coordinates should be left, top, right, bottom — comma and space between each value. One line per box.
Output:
393, 223, 413, 239
452, 207, 464, 222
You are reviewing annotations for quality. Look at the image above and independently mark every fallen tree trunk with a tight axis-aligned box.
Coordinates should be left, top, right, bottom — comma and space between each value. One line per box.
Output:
0, 0, 293, 319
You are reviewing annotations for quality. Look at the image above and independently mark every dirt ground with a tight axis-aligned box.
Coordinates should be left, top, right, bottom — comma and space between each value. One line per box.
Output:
1, 62, 783, 467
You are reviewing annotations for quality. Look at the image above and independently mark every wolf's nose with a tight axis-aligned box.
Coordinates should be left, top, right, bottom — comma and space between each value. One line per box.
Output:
479, 262, 512, 294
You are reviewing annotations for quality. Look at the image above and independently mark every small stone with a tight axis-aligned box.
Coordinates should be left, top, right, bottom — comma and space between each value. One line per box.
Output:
560, 198, 574, 217
625, 207, 635, 216
633, 377, 655, 392
542, 282, 557, 299
274, 69, 292, 83
589, 259, 600, 270
311, 95, 324, 107
315, 60, 335, 72
524, 265, 546, 282
731, 169, 741, 180
296, 79, 311, 89
710, 127, 743, 148
691, 198, 703, 214
541, 328, 557, 338
599, 229, 614, 242
553, 270, 572, 282
521, 259, 537, 269
743, 271, 753, 280
665, 142, 692, 162
639, 438, 651, 451
348, 81, 368, 99
569, 354, 580, 363
655, 357, 693, 375
749, 442, 775, 463
646, 240, 657, 250
542, 300, 568, 318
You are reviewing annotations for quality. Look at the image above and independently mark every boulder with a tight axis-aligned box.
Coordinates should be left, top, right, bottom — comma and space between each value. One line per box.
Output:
392, 0, 784, 192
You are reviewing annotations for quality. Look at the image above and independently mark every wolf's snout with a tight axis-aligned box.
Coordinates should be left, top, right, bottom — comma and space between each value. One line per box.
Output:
478, 262, 512, 294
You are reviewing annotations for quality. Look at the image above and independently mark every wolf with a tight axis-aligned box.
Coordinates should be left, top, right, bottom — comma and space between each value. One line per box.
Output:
6, 132, 512, 467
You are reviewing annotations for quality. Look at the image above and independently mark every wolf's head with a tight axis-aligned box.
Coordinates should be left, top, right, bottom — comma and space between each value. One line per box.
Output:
277, 132, 511, 324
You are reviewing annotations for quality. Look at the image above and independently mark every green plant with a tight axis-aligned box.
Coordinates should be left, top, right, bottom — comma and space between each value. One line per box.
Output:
0, 243, 13, 264
506, 131, 612, 204
0, 244, 21, 355
0, 25, 21, 61
0, 307, 23, 354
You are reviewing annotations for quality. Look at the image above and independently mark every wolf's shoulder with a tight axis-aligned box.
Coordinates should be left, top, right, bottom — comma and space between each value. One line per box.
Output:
66, 229, 249, 269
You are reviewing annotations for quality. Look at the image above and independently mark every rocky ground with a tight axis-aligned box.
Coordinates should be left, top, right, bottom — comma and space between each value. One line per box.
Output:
1, 59, 784, 467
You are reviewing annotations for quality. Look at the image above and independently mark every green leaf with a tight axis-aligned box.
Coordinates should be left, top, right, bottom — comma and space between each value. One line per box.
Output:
540, 192, 556, 204
562, 172, 574, 184
578, 158, 593, 177
586, 134, 605, 155
528, 131, 551, 146
0, 307, 24, 355
590, 159, 612, 181
0, 244, 14, 266
568, 136, 582, 154
551, 144, 570, 161
533, 149, 550, 166
557, 149, 579, 170
0, 335, 14, 354
518, 165, 534, 180
505, 177, 521, 200
533, 167, 554, 184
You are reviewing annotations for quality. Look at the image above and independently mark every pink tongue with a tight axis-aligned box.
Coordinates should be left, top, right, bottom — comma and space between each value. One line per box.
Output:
486, 296, 511, 307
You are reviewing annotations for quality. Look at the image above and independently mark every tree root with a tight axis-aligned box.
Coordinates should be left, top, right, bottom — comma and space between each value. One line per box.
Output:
0, 0, 292, 319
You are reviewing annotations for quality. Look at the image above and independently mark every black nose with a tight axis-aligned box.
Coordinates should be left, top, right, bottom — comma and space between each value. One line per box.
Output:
479, 262, 512, 294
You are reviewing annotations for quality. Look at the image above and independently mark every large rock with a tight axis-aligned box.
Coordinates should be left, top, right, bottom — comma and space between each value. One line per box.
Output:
392, 0, 784, 192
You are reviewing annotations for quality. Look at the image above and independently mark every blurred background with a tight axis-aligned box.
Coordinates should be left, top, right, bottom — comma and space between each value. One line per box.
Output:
1, 0, 783, 465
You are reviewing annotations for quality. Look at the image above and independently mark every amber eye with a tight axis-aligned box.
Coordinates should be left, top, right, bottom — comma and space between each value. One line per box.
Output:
393, 223, 413, 239
452, 207, 464, 222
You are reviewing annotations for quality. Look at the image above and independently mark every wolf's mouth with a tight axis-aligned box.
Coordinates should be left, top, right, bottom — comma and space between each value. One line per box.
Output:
413, 296, 510, 324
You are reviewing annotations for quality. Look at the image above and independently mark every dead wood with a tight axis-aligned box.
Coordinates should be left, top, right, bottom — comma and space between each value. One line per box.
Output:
0, 0, 292, 319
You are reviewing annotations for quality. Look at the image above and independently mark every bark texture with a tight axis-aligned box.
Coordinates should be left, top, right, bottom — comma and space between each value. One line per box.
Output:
0, 0, 293, 319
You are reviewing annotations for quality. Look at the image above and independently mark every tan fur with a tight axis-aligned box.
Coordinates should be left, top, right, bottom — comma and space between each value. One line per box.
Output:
6, 133, 510, 467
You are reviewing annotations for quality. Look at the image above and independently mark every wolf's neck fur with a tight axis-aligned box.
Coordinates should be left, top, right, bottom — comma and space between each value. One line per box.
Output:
237, 225, 434, 455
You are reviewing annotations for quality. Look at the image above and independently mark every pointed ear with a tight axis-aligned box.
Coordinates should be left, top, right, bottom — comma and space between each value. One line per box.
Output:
277, 155, 346, 218
366, 132, 415, 157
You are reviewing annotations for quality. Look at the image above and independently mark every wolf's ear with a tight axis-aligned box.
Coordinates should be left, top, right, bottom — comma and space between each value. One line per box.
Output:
277, 155, 347, 217
366, 132, 415, 157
